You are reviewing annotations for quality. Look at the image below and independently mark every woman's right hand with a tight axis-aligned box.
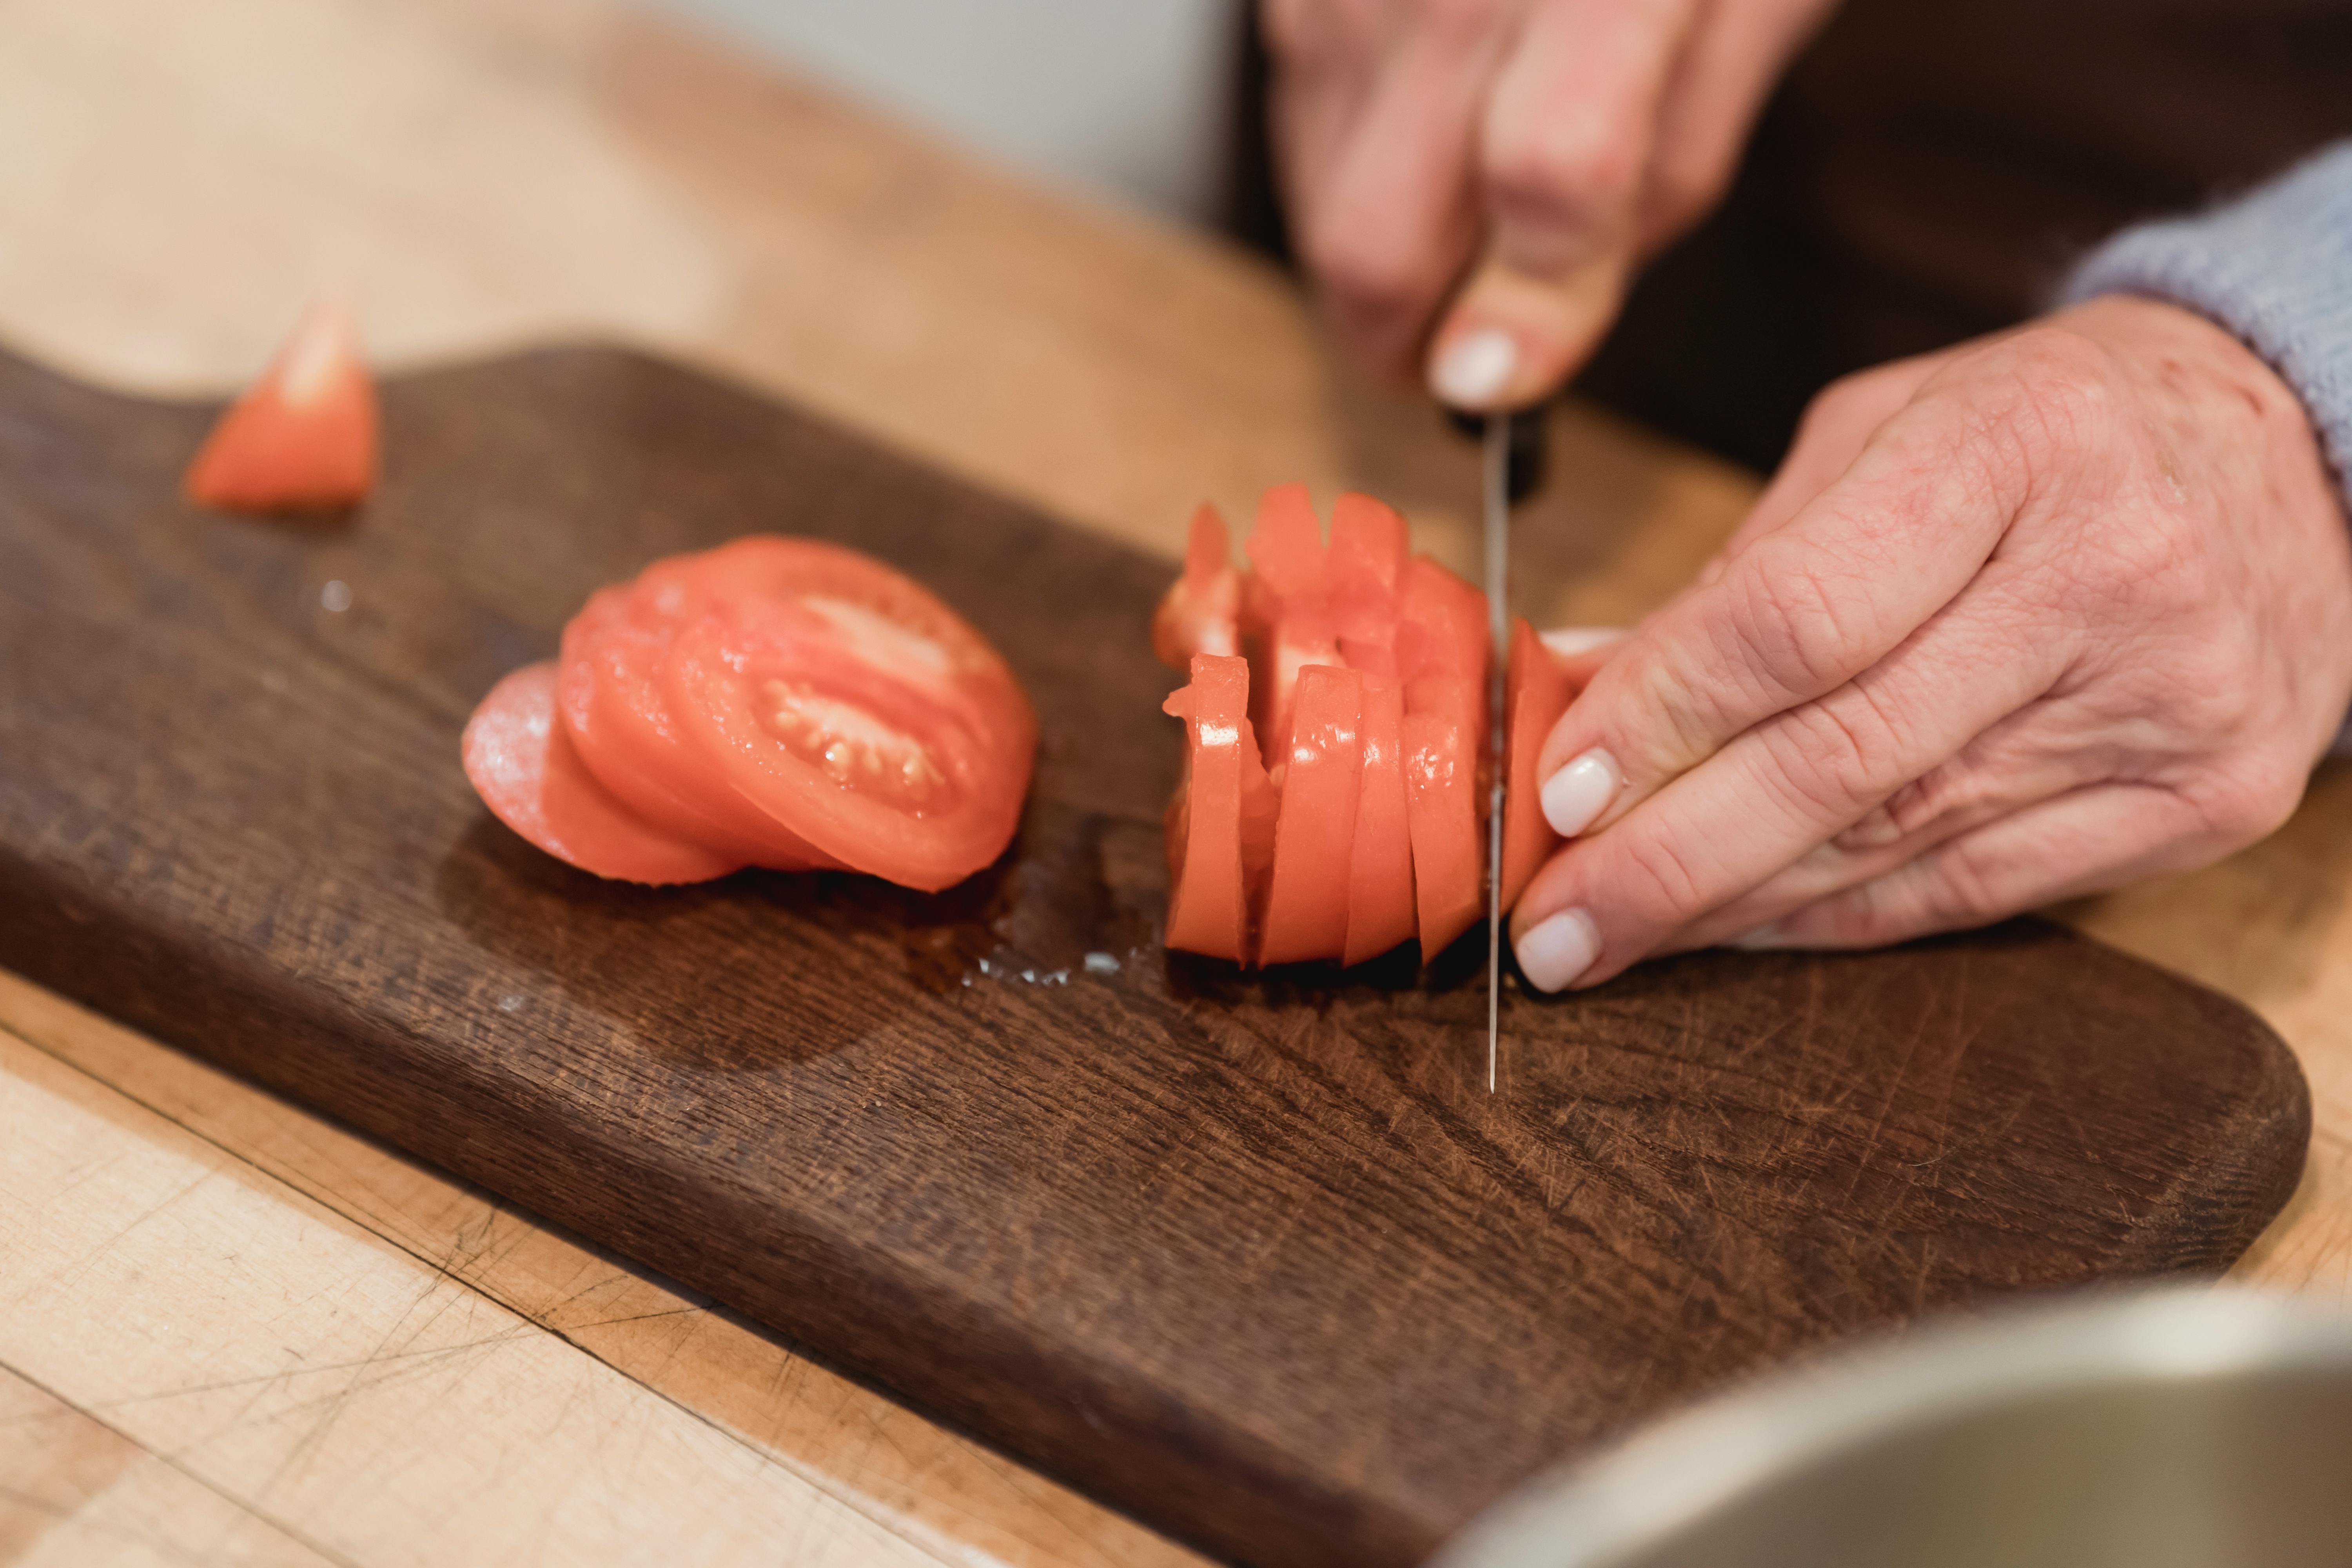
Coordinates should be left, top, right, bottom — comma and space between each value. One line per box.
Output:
1264, 0, 1837, 410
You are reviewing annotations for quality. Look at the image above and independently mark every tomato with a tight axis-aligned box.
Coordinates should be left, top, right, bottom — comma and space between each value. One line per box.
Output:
1152, 504, 1241, 667
1328, 492, 1408, 669
1341, 670, 1416, 965
1400, 691, 1484, 958
1395, 557, 1487, 956
559, 582, 842, 870
463, 662, 740, 886
657, 544, 1036, 892
1243, 483, 1340, 762
184, 304, 378, 512
1499, 619, 1577, 912
1161, 653, 1276, 960
1258, 663, 1365, 965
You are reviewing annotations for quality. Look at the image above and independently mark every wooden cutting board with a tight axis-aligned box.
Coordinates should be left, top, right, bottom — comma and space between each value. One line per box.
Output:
0, 345, 2308, 1568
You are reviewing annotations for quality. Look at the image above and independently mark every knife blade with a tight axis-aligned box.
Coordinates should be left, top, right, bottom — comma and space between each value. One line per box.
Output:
1482, 414, 1510, 1094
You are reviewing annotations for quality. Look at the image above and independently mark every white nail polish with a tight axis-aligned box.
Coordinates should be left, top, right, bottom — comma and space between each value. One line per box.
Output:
1538, 626, 1628, 658
1431, 328, 1518, 408
1516, 908, 1602, 992
1540, 748, 1621, 838
1731, 922, 1789, 950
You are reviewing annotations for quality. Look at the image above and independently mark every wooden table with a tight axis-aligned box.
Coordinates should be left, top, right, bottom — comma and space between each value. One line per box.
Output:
2, 0, 2346, 1561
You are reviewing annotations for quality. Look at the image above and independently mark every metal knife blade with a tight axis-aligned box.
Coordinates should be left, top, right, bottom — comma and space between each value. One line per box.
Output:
1482, 415, 1511, 1094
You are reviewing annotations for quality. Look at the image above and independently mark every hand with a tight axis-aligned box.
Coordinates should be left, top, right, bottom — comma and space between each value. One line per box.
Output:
1510, 295, 2352, 989
1264, 0, 1837, 410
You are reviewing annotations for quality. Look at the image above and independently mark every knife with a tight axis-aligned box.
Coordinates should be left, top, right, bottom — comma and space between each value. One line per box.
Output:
1476, 408, 1546, 1093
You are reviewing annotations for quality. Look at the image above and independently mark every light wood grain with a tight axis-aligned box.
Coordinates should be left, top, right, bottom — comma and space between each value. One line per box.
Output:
0, 0, 2348, 1558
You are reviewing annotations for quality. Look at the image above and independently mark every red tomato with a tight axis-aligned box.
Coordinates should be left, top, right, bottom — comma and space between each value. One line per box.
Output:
1258, 663, 1365, 965
1243, 483, 1340, 762
1499, 619, 1577, 912
654, 542, 1036, 892
1161, 653, 1276, 960
558, 581, 842, 870
1341, 670, 1416, 965
1152, 504, 1241, 667
1396, 557, 1487, 956
1401, 692, 1484, 958
185, 304, 378, 512
463, 662, 740, 886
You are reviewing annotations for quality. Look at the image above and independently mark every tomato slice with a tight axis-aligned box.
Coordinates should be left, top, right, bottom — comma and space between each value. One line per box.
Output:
1500, 618, 1577, 913
1161, 653, 1279, 960
558, 583, 840, 870
1152, 504, 1241, 667
1329, 492, 1408, 670
1258, 664, 1365, 965
659, 556, 1036, 892
463, 662, 741, 886
1395, 556, 1488, 956
1341, 670, 1416, 965
1243, 484, 1340, 766
184, 304, 378, 512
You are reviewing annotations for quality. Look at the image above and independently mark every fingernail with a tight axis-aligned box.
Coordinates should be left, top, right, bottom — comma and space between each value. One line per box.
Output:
1731, 921, 1789, 950
1539, 626, 1628, 658
1540, 748, 1621, 838
1515, 908, 1602, 992
1431, 328, 1517, 408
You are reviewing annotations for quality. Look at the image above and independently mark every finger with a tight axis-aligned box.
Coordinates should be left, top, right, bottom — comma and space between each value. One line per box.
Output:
1733, 782, 2218, 950
1650, 717, 2114, 954
1531, 366, 2029, 846
1428, 0, 1698, 408
1292, 10, 1514, 377
1509, 574, 2070, 990
1638, 0, 1835, 251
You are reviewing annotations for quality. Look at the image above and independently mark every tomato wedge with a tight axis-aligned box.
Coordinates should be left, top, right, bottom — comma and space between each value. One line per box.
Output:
185, 303, 378, 512
1341, 671, 1416, 965
1152, 504, 1241, 667
463, 662, 741, 886
1499, 619, 1577, 911
1161, 653, 1277, 960
1258, 663, 1365, 965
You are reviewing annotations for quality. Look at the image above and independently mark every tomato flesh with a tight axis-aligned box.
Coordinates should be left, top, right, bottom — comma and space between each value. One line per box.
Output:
463, 662, 741, 886
1152, 504, 1241, 666
470, 536, 1035, 892
1257, 663, 1365, 965
1160, 485, 1577, 969
1500, 618, 1577, 912
1161, 653, 1277, 960
185, 304, 378, 512
1341, 671, 1416, 965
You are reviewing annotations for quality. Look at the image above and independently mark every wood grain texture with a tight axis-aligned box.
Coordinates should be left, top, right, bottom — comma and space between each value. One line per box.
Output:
0, 345, 2309, 1567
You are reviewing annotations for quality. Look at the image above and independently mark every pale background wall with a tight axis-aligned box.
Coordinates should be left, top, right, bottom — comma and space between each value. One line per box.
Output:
635, 0, 1245, 223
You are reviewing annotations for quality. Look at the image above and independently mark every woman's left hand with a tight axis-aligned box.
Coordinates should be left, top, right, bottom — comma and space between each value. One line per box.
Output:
1512, 295, 2352, 990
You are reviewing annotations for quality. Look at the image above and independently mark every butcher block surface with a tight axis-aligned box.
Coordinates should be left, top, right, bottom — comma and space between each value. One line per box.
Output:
0, 344, 2308, 1567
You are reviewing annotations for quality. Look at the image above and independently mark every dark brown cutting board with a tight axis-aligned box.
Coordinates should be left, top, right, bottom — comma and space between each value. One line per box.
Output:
0, 345, 2308, 1568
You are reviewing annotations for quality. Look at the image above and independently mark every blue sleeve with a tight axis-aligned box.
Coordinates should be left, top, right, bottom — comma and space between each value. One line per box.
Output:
2059, 142, 2352, 757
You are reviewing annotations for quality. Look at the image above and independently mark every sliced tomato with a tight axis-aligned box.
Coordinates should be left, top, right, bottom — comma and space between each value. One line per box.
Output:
1152, 504, 1241, 667
1258, 663, 1365, 965
463, 662, 741, 886
1401, 689, 1483, 957
1242, 483, 1340, 766
1161, 653, 1278, 960
1500, 619, 1577, 912
1329, 492, 1408, 665
659, 556, 1036, 892
1341, 671, 1416, 965
1394, 556, 1488, 955
184, 303, 378, 512
558, 582, 839, 870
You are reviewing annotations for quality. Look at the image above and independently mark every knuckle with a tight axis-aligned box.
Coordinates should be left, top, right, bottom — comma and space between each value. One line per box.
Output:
2182, 760, 2304, 848
1483, 120, 1644, 232
1759, 686, 1913, 821
1724, 559, 1862, 703
1613, 826, 1713, 926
